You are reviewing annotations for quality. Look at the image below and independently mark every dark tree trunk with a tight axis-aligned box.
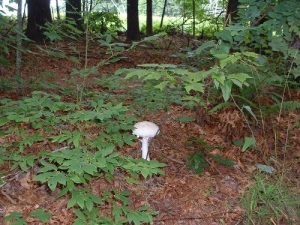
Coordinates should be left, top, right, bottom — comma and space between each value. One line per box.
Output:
160, 0, 167, 28
146, 0, 152, 36
89, 0, 93, 12
66, 0, 82, 30
56, 0, 60, 20
127, 0, 140, 41
192, 0, 195, 37
26, 0, 52, 42
82, 0, 86, 15
225, 0, 239, 26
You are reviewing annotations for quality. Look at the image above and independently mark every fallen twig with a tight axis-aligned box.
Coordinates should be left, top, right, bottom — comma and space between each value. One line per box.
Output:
0, 190, 17, 205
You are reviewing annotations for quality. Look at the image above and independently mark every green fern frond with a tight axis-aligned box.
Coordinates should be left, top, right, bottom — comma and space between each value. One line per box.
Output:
268, 101, 300, 113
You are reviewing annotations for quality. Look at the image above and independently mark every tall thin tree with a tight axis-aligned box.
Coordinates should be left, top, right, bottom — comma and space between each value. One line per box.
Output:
146, 0, 153, 36
56, 0, 60, 20
192, 0, 195, 37
160, 0, 167, 29
16, 0, 23, 93
127, 0, 140, 41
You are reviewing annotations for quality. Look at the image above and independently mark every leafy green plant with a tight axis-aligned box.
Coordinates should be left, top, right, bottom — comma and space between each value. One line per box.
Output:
43, 19, 83, 42
187, 151, 210, 174
9, 152, 39, 171
242, 175, 300, 225
122, 158, 166, 179
117, 50, 255, 113
51, 130, 84, 148
30, 208, 52, 224
4, 211, 27, 225
73, 190, 156, 225
0, 13, 28, 67
34, 147, 166, 193
67, 188, 102, 212
217, 0, 299, 80
89, 11, 123, 34
130, 85, 184, 113
186, 137, 234, 174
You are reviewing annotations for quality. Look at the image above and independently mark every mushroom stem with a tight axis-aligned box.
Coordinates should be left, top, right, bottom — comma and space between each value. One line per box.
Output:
141, 137, 150, 161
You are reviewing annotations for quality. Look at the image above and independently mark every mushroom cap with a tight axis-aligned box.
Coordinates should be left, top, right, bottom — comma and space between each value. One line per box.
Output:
133, 121, 159, 138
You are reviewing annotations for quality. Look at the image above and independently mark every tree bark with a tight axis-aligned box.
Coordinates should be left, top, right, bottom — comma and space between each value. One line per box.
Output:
127, 0, 140, 41
89, 0, 93, 12
225, 0, 239, 26
26, 0, 52, 42
146, 0, 152, 35
56, 0, 60, 20
160, 0, 167, 29
66, 0, 82, 30
16, 0, 23, 93
192, 0, 195, 37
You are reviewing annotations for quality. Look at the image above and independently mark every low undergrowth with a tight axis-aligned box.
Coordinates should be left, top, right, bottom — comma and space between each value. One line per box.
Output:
242, 175, 300, 225
0, 91, 166, 224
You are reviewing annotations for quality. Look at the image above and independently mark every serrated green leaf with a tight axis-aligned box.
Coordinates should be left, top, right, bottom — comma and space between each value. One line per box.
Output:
185, 82, 204, 93
220, 81, 232, 101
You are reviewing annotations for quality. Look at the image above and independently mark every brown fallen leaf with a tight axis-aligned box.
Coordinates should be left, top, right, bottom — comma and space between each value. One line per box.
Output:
19, 172, 32, 190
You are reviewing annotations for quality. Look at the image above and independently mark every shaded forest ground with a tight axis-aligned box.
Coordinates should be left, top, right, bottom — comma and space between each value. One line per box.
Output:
0, 37, 299, 225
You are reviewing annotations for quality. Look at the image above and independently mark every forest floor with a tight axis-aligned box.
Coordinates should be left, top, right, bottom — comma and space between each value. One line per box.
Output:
0, 37, 299, 225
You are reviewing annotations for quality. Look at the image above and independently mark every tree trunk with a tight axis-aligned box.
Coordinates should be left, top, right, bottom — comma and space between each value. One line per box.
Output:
56, 0, 60, 20
26, 0, 52, 42
89, 0, 93, 12
160, 0, 167, 29
146, 0, 152, 36
225, 0, 239, 26
192, 0, 195, 37
82, 0, 86, 16
66, 0, 82, 30
16, 0, 23, 93
127, 0, 140, 41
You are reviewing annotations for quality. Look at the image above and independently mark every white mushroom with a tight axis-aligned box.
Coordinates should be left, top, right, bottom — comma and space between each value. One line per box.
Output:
133, 121, 159, 161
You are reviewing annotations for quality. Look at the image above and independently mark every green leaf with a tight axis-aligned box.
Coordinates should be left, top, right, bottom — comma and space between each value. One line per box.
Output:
220, 54, 240, 68
154, 81, 169, 90
4, 211, 27, 225
187, 151, 210, 174
212, 71, 225, 87
210, 44, 230, 59
185, 82, 204, 93
269, 37, 289, 55
220, 81, 232, 101
242, 137, 256, 152
228, 73, 251, 87
242, 105, 258, 122
193, 40, 216, 55
215, 30, 233, 43
83, 164, 97, 175
30, 209, 51, 223
0, 117, 9, 126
